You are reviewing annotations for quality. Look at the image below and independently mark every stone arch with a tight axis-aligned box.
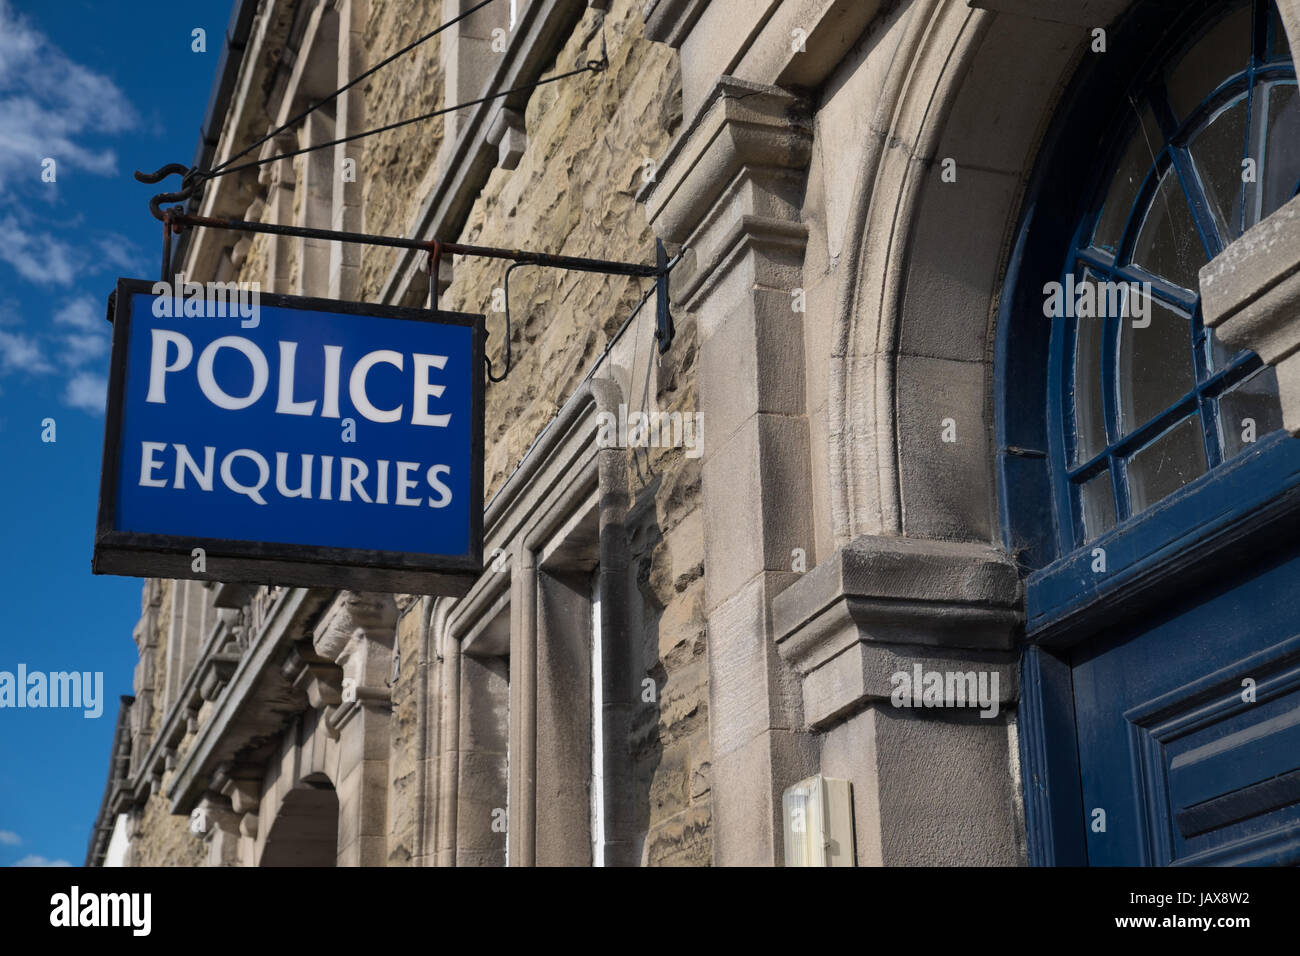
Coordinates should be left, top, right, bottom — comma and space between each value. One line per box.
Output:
253, 708, 341, 866
829, 0, 1109, 546
248, 592, 397, 867
259, 774, 340, 867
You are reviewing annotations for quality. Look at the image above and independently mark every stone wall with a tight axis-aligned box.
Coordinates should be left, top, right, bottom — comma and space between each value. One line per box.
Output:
123, 0, 709, 867
358, 1, 446, 302
129, 580, 208, 867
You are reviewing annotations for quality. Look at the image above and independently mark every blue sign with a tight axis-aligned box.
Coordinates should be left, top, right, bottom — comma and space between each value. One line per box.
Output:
94, 278, 485, 595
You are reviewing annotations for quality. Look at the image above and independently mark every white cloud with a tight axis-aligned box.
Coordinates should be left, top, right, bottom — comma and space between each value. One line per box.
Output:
54, 296, 110, 366
0, 329, 53, 374
0, 830, 19, 846
60, 331, 108, 366
0, 216, 138, 287
94, 236, 141, 274
0, 0, 135, 188
13, 854, 71, 867
64, 370, 106, 413
53, 294, 100, 331
0, 213, 80, 284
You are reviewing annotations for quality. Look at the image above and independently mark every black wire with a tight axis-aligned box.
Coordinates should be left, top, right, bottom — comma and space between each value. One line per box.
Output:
209, 0, 501, 175
200, 62, 603, 181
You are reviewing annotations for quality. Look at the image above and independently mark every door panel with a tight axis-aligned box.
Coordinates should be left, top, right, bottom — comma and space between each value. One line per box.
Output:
1071, 539, 1300, 865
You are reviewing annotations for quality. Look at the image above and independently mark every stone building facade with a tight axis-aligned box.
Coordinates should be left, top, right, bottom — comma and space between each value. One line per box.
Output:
88, 0, 1300, 866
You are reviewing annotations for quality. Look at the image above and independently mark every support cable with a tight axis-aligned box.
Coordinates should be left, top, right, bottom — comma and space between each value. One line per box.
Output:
136, 0, 608, 214
201, 61, 604, 182
208, 0, 500, 176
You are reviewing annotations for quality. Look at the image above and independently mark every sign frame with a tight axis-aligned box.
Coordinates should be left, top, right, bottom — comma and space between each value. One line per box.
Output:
93, 277, 486, 596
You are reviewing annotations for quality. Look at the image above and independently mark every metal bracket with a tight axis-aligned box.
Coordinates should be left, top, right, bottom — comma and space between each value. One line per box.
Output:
135, 163, 678, 368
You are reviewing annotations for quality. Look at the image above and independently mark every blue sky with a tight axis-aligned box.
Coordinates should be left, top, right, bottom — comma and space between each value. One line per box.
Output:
0, 0, 234, 866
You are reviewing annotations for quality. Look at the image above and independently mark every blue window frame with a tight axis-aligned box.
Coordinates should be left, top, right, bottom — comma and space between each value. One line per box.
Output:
996, 0, 1300, 636
1050, 0, 1296, 556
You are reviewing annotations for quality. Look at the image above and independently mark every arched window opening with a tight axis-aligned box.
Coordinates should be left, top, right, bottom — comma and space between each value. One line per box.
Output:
1053, 0, 1298, 552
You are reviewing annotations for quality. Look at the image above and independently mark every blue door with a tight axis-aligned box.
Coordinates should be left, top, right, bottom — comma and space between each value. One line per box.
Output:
1072, 538, 1300, 865
999, 0, 1300, 865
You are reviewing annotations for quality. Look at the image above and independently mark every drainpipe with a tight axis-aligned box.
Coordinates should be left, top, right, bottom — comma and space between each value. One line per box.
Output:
588, 378, 632, 864
512, 546, 539, 866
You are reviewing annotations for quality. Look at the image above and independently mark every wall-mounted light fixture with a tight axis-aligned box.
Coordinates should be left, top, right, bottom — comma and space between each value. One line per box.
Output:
782, 775, 855, 867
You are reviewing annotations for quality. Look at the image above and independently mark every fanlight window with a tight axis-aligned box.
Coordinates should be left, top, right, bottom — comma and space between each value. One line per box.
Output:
1057, 0, 1299, 546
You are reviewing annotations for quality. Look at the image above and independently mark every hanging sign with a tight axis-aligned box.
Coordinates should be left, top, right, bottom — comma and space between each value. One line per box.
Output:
93, 278, 485, 595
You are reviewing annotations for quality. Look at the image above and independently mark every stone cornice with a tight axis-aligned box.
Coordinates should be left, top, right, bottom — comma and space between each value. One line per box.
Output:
1201, 192, 1300, 364
772, 536, 1023, 727
640, 76, 813, 247
379, 0, 589, 305
642, 0, 709, 47
450, 377, 623, 635
165, 587, 333, 814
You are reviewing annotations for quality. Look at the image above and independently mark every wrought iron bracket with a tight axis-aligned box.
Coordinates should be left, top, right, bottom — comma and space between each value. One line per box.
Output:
135, 164, 679, 369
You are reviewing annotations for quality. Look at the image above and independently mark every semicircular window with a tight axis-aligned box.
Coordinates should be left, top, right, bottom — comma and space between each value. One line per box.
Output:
1058, 0, 1299, 545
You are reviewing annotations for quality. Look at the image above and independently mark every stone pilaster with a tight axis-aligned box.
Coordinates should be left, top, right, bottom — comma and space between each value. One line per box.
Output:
331, 0, 365, 300
129, 580, 164, 778
642, 76, 817, 865
771, 535, 1025, 864
310, 591, 397, 866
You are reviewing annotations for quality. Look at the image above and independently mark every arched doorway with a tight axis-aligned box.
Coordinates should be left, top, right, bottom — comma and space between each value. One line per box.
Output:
259, 775, 340, 867
1001, 0, 1300, 865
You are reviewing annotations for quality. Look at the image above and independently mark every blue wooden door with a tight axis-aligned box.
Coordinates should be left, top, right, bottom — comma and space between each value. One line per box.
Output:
1071, 536, 1300, 865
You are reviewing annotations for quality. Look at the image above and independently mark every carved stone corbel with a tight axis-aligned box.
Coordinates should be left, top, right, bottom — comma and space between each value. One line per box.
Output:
189, 791, 242, 866
312, 591, 398, 661
281, 640, 345, 711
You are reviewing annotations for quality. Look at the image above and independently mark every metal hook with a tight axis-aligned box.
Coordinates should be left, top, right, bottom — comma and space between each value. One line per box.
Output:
586, 16, 609, 72
486, 262, 525, 383
427, 239, 443, 307
135, 163, 202, 223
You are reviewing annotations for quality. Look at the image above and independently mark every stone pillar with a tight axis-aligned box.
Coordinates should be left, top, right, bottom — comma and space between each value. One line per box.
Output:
1201, 193, 1300, 435
642, 77, 818, 865
312, 591, 397, 867
771, 536, 1024, 864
